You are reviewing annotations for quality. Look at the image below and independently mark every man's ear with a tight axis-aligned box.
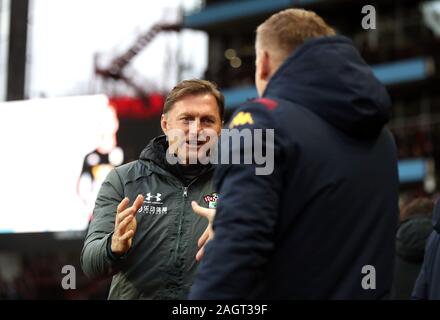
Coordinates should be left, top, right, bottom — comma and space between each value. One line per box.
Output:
259, 50, 271, 81
160, 114, 168, 135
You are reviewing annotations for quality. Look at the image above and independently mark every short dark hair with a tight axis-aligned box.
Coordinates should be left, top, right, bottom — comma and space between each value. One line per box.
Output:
163, 79, 225, 120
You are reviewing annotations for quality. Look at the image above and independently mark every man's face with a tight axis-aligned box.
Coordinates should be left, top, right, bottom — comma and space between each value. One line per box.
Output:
161, 93, 222, 164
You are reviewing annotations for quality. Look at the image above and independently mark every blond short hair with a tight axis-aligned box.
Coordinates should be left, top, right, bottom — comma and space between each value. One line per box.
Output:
163, 79, 225, 120
256, 9, 336, 63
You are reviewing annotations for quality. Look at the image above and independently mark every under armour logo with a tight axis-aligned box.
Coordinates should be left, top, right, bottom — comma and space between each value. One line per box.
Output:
146, 192, 162, 202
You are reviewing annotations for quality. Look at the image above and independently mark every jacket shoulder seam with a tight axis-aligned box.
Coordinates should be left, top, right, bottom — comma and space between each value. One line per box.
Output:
113, 167, 126, 198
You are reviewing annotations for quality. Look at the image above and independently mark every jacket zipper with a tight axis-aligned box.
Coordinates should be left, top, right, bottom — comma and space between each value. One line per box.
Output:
174, 186, 188, 262
173, 168, 211, 263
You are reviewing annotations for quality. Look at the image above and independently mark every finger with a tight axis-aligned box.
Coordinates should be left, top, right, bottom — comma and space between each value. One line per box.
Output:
131, 194, 145, 213
117, 197, 130, 214
117, 195, 144, 224
119, 229, 135, 242
116, 205, 136, 225
196, 246, 205, 262
198, 228, 210, 248
191, 201, 215, 221
116, 215, 134, 235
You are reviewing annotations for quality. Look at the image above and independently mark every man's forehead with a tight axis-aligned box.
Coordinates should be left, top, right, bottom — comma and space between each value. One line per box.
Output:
175, 108, 217, 115
172, 97, 219, 116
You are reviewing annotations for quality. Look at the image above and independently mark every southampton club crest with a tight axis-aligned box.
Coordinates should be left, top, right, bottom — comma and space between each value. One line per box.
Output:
204, 192, 218, 209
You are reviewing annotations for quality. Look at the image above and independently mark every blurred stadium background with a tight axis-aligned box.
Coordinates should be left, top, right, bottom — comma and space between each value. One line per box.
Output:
1, 0, 440, 299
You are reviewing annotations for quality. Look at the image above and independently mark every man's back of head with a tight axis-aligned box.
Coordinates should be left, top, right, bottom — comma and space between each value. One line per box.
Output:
255, 9, 336, 95
257, 8, 336, 57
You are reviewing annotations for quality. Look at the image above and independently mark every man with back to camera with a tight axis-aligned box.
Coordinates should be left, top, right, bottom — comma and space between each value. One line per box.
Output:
81, 79, 224, 299
189, 9, 399, 299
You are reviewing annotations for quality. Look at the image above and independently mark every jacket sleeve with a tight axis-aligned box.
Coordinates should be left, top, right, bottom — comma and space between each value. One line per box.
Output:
412, 262, 428, 300
411, 232, 434, 299
80, 168, 125, 278
189, 100, 287, 299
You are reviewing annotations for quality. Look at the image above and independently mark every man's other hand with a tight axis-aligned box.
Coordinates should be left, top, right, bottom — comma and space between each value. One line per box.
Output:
191, 201, 215, 261
111, 194, 144, 256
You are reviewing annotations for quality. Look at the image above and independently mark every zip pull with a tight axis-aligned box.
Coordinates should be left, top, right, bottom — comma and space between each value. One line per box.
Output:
183, 187, 188, 198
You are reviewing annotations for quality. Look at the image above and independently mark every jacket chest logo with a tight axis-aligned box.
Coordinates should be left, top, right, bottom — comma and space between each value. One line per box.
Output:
146, 192, 162, 202
138, 191, 167, 215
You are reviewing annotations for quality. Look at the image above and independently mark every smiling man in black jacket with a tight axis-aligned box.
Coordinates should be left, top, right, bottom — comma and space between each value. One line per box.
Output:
81, 79, 224, 299
189, 9, 399, 299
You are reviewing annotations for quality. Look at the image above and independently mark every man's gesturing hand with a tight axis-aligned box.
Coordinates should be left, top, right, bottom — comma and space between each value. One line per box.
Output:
191, 201, 216, 261
111, 194, 144, 256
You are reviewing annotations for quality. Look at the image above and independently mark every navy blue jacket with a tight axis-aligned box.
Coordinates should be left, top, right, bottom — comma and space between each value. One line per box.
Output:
412, 201, 440, 299
189, 36, 399, 299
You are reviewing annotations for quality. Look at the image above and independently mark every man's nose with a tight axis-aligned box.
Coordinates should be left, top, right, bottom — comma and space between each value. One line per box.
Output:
188, 119, 201, 140
190, 119, 202, 133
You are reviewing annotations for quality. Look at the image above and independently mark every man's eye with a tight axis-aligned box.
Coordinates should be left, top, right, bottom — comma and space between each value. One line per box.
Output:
203, 119, 215, 124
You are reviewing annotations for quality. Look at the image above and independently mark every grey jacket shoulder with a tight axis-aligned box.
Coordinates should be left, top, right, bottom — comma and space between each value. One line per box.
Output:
113, 160, 155, 184
80, 162, 139, 278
